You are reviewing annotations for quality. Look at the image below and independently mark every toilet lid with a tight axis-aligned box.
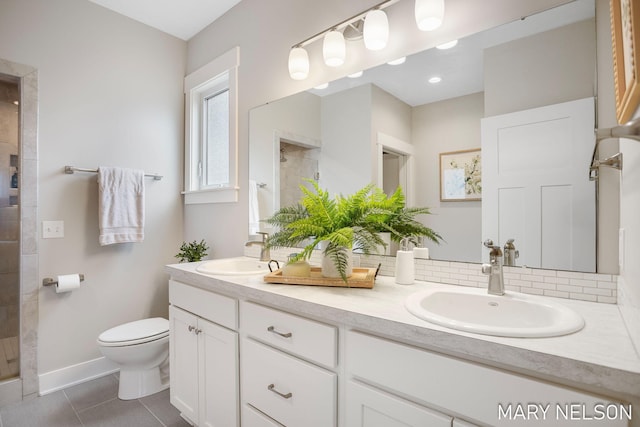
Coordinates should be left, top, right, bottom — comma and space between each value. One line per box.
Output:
98, 317, 169, 344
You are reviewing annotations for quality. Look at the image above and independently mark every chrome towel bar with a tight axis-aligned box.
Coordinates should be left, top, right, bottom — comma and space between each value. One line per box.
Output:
65, 166, 163, 180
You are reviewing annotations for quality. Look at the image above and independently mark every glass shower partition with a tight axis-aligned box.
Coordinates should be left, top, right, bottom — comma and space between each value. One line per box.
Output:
0, 79, 20, 381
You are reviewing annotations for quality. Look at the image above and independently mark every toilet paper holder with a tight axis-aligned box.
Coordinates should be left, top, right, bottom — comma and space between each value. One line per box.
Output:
43, 274, 85, 287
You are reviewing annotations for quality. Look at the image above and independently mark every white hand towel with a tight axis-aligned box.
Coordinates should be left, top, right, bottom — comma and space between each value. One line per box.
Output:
248, 179, 260, 235
98, 167, 144, 245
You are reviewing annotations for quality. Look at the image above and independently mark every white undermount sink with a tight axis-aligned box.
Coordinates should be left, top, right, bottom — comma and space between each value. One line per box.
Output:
405, 287, 585, 338
195, 257, 270, 275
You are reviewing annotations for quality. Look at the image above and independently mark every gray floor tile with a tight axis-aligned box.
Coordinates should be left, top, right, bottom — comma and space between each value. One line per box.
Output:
77, 398, 163, 427
0, 391, 82, 427
64, 374, 119, 412
140, 390, 191, 427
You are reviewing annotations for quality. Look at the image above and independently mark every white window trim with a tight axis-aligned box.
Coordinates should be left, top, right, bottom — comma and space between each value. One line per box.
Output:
183, 47, 240, 204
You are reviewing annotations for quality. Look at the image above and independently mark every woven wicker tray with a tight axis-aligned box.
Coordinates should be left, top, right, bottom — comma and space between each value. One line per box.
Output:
264, 267, 377, 288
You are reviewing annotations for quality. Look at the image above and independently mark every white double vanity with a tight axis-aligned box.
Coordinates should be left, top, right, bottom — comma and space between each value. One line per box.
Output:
165, 261, 639, 427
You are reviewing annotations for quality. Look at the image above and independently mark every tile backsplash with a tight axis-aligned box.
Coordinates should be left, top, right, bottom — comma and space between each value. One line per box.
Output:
244, 246, 617, 304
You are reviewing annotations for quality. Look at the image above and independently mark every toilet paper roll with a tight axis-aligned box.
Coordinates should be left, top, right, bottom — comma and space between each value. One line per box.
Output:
56, 274, 81, 293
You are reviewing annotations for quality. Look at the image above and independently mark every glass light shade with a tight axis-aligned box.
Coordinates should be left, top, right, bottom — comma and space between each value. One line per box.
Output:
387, 57, 406, 65
363, 9, 389, 51
288, 47, 309, 80
436, 39, 458, 50
415, 0, 444, 31
323, 30, 346, 67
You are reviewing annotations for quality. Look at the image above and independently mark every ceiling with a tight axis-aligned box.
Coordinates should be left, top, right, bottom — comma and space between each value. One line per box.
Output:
88, 0, 242, 40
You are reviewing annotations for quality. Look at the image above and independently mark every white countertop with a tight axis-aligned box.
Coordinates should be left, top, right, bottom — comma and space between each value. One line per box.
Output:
165, 261, 640, 401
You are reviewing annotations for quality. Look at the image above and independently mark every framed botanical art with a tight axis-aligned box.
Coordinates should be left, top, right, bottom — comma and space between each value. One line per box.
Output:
439, 149, 481, 202
611, 0, 640, 124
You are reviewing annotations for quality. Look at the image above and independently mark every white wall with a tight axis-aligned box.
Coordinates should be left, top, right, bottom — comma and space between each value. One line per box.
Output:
0, 0, 185, 385
184, 0, 570, 258
413, 92, 484, 262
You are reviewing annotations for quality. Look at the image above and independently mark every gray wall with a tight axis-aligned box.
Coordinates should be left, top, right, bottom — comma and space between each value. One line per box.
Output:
413, 92, 484, 262
0, 0, 186, 381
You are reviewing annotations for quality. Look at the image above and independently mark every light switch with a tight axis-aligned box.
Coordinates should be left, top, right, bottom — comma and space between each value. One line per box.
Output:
42, 220, 64, 239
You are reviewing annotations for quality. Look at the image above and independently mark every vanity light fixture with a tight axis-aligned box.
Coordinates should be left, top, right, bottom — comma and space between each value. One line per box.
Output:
436, 39, 458, 49
415, 0, 445, 31
288, 47, 309, 80
387, 56, 406, 65
348, 71, 364, 78
323, 30, 346, 67
428, 76, 442, 83
363, 9, 389, 51
288, 0, 446, 80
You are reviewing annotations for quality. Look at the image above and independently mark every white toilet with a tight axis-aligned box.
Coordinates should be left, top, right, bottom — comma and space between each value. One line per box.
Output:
97, 317, 170, 400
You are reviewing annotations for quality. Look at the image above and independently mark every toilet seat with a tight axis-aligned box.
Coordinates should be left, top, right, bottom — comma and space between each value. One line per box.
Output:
98, 317, 169, 347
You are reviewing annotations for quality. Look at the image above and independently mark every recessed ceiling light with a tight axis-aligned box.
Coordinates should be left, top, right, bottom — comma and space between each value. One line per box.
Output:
387, 57, 406, 65
436, 40, 458, 50
314, 83, 329, 90
348, 71, 363, 78
428, 76, 442, 84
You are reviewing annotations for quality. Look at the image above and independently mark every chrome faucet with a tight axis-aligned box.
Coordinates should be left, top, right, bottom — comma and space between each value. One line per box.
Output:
503, 239, 519, 267
245, 232, 270, 261
482, 239, 505, 295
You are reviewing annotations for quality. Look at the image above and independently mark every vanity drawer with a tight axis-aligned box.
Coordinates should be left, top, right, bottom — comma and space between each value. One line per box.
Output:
242, 338, 337, 427
240, 301, 337, 368
242, 404, 284, 427
169, 280, 237, 330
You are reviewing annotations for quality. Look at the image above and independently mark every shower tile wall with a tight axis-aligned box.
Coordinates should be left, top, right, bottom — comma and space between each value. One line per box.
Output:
280, 141, 319, 208
0, 80, 19, 381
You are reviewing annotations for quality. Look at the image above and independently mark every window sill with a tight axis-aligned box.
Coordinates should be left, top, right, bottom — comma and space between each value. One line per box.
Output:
183, 187, 239, 204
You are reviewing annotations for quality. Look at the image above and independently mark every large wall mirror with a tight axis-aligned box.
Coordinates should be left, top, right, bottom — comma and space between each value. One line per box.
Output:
249, 0, 598, 272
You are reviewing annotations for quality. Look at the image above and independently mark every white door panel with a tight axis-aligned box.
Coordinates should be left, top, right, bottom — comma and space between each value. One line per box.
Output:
482, 98, 595, 271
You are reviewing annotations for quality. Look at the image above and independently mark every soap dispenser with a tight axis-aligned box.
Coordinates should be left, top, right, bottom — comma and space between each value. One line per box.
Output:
413, 236, 430, 259
395, 238, 415, 285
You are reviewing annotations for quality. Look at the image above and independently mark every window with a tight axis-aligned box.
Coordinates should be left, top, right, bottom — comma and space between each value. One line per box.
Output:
184, 47, 239, 204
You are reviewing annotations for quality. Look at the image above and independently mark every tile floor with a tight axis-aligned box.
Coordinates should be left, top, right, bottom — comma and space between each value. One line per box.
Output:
0, 374, 190, 427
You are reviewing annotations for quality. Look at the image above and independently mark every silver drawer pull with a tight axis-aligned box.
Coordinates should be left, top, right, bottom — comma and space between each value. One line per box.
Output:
267, 326, 292, 338
188, 325, 195, 332
268, 383, 292, 399
194, 328, 202, 335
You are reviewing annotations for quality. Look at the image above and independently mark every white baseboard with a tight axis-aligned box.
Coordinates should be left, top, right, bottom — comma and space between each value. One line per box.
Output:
38, 356, 119, 396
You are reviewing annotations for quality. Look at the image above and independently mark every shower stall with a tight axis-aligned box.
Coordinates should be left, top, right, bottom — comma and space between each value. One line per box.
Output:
0, 78, 20, 382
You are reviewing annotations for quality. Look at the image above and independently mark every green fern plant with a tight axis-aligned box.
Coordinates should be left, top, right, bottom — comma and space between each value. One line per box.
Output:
175, 239, 209, 263
264, 180, 441, 281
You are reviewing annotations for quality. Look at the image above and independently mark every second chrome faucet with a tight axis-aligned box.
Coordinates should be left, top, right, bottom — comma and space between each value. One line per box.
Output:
245, 231, 270, 261
482, 239, 505, 296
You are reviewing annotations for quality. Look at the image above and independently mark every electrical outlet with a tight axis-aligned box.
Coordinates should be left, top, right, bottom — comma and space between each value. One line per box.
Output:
42, 220, 64, 239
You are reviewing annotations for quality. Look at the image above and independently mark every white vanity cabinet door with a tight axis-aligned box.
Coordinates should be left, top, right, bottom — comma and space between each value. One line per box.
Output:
453, 419, 481, 427
242, 338, 337, 427
346, 381, 452, 427
169, 305, 199, 424
347, 330, 628, 426
198, 316, 239, 427
170, 304, 239, 427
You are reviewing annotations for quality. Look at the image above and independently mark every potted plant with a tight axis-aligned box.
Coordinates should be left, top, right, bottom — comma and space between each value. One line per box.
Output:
175, 239, 210, 263
264, 180, 441, 281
